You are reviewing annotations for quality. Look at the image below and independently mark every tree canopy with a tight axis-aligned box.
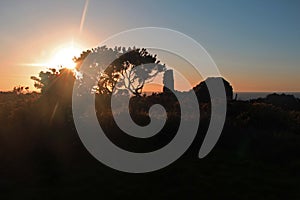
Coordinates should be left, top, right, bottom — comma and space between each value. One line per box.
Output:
74, 46, 166, 96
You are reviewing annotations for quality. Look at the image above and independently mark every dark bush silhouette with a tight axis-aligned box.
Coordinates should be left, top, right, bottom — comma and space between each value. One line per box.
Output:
192, 77, 233, 102
251, 93, 300, 111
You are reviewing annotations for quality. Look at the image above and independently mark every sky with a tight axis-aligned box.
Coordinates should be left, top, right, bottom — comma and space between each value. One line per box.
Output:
0, 0, 299, 92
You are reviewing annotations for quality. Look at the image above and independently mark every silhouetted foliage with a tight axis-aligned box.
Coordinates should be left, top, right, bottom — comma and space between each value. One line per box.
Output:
31, 68, 74, 97
1, 88, 300, 199
74, 46, 166, 96
251, 93, 300, 111
12, 85, 30, 95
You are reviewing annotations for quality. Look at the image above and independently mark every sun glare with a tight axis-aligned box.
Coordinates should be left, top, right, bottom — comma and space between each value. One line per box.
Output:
48, 43, 82, 70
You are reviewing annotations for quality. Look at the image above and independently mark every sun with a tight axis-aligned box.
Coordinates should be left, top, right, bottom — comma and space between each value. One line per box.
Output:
48, 43, 82, 70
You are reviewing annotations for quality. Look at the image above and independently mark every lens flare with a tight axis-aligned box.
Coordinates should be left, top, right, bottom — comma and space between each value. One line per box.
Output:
48, 45, 81, 69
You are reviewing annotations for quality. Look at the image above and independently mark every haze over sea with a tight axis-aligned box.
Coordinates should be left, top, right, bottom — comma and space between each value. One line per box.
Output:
235, 92, 300, 101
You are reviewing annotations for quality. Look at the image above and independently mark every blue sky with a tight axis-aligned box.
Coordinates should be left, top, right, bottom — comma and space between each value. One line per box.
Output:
0, 0, 299, 91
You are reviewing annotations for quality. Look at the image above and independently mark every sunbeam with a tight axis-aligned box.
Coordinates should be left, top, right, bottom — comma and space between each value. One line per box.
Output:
79, 0, 89, 35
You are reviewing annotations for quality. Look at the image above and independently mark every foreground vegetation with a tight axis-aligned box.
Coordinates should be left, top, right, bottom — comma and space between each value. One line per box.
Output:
0, 89, 300, 199
1, 47, 299, 199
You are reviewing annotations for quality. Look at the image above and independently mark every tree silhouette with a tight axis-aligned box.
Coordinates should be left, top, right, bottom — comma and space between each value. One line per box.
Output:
31, 68, 75, 102
31, 68, 59, 94
74, 46, 166, 96
12, 85, 29, 94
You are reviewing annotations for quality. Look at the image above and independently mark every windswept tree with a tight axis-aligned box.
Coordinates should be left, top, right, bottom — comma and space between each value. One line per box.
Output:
74, 46, 166, 96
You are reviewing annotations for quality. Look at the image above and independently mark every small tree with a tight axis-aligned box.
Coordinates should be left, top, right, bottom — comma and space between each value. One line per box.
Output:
31, 68, 75, 101
31, 68, 59, 94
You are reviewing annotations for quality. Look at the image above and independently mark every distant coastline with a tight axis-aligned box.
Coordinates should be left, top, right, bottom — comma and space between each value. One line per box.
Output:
234, 92, 300, 100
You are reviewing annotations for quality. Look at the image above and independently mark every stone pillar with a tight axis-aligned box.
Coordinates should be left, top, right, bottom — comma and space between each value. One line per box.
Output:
163, 69, 174, 93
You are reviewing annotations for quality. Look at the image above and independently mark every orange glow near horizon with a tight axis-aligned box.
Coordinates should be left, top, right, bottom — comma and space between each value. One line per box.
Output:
1, 38, 299, 93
